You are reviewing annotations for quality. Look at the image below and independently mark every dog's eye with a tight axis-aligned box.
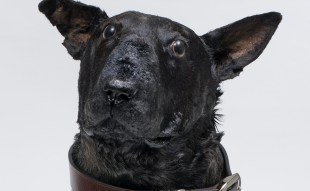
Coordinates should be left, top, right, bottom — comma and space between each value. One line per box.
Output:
103, 25, 116, 39
170, 40, 186, 57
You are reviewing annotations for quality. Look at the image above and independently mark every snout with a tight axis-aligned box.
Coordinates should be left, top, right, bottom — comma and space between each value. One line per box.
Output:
83, 36, 163, 139
103, 79, 137, 105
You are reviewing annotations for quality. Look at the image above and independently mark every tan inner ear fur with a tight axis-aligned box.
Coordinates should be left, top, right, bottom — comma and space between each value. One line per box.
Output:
75, 33, 91, 44
228, 26, 270, 60
52, 3, 68, 24
51, 3, 93, 44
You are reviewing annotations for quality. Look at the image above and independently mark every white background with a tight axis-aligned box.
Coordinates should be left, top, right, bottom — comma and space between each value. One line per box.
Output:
0, 0, 309, 190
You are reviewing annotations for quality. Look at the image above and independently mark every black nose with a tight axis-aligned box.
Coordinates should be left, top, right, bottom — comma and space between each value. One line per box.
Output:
103, 79, 137, 105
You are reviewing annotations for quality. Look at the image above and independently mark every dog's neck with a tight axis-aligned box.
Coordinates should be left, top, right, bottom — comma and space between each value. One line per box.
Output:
72, 116, 224, 190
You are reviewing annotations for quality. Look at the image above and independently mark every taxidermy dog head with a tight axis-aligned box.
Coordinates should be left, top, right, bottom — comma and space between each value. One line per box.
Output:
39, 0, 281, 190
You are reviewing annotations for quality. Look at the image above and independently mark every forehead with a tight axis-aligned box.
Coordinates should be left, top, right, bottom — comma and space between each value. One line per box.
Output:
105, 11, 197, 40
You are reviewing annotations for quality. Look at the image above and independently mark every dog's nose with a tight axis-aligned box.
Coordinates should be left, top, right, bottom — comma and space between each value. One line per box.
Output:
103, 79, 137, 105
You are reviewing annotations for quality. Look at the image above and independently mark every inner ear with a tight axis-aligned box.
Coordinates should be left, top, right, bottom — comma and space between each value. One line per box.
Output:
39, 0, 109, 60
202, 12, 282, 81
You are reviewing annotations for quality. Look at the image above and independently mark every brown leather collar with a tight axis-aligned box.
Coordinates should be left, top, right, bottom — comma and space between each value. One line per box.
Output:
69, 144, 241, 191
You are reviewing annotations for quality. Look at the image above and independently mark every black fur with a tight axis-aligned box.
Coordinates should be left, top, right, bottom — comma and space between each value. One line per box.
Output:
39, 0, 281, 190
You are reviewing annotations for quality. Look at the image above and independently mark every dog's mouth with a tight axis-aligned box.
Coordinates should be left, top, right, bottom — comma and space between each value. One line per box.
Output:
82, 118, 173, 148
82, 118, 135, 140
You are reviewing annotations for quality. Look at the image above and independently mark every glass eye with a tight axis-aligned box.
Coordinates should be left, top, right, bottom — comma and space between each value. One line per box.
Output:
170, 40, 186, 57
103, 25, 116, 39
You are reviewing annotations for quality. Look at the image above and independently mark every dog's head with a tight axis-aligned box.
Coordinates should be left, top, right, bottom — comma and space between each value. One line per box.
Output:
39, 0, 281, 147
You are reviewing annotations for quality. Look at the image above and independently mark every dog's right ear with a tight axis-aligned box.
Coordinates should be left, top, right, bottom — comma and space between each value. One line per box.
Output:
39, 0, 108, 60
201, 12, 281, 82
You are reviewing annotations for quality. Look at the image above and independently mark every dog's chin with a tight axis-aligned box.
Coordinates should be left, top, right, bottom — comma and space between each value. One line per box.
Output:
82, 118, 173, 148
82, 117, 136, 141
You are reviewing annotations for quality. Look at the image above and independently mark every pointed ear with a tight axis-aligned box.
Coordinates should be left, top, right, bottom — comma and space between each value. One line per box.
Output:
38, 0, 108, 60
201, 12, 282, 81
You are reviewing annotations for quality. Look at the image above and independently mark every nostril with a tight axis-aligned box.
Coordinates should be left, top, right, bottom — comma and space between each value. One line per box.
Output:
105, 90, 115, 103
118, 93, 130, 101
109, 91, 133, 105
103, 80, 137, 105
106, 90, 113, 96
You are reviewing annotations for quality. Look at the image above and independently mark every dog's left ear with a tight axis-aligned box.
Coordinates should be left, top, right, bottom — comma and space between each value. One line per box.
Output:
202, 12, 282, 81
39, 0, 108, 60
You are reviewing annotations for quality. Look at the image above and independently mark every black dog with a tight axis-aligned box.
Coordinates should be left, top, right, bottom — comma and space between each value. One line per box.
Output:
39, 0, 281, 190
